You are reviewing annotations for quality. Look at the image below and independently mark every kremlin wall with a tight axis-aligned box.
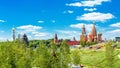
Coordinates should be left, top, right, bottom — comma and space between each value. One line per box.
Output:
54, 23, 102, 46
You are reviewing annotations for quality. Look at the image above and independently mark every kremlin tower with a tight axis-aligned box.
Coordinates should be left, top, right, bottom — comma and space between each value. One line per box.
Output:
54, 34, 58, 43
98, 32, 102, 43
80, 24, 87, 42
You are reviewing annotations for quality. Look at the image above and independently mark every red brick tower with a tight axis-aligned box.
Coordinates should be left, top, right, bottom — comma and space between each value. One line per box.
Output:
98, 32, 102, 42
80, 24, 87, 42
54, 34, 58, 43
82, 24, 86, 35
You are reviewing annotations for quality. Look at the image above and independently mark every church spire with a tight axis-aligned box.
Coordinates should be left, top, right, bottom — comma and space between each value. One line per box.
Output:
82, 24, 86, 35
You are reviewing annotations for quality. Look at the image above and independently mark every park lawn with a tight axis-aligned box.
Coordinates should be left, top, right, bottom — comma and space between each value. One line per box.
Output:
78, 49, 120, 68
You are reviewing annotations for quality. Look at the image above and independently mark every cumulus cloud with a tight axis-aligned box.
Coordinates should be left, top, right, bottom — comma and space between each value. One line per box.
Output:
38, 20, 44, 23
76, 12, 114, 22
70, 23, 94, 32
16, 25, 53, 40
104, 29, 120, 39
110, 22, 120, 28
107, 29, 120, 33
63, 10, 74, 14
0, 20, 6, 23
66, 0, 110, 7
84, 8, 97, 12
57, 30, 78, 34
17, 25, 42, 30
17, 25, 42, 34
32, 31, 48, 37
56, 30, 80, 40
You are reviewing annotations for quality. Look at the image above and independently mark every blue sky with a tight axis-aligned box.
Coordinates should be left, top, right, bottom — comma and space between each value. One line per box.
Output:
0, 0, 120, 41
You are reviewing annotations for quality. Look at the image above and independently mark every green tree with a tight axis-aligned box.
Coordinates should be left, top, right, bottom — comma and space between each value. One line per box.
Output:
71, 48, 81, 66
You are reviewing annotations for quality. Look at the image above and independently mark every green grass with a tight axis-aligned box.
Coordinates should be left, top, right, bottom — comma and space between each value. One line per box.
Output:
76, 49, 120, 68
116, 42, 120, 49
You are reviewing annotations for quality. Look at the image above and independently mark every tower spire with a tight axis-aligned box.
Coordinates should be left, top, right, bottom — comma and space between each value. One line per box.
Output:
12, 27, 15, 41
82, 24, 86, 35
54, 34, 58, 43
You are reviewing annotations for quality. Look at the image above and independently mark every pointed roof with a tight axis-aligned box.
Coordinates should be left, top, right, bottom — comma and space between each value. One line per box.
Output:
54, 34, 58, 40
82, 24, 86, 35
91, 22, 97, 36
73, 37, 76, 41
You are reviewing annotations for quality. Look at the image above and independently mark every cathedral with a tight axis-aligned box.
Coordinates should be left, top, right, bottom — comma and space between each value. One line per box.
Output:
80, 23, 102, 43
54, 23, 102, 46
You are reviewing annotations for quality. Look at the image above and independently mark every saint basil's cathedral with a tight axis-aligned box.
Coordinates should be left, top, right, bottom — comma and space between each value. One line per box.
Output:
54, 23, 102, 46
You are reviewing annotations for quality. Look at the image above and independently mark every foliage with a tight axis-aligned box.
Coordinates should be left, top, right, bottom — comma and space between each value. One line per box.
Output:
80, 40, 86, 47
0, 41, 120, 68
71, 48, 81, 66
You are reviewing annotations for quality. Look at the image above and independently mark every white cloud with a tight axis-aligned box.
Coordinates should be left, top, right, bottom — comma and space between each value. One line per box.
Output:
107, 29, 120, 33
110, 22, 120, 28
38, 20, 44, 23
66, 2, 82, 7
57, 30, 78, 34
84, 8, 97, 12
0, 20, 6, 23
0, 37, 7, 41
70, 23, 93, 32
66, 0, 110, 7
17, 25, 42, 30
63, 10, 74, 14
32, 31, 48, 37
68, 10, 74, 14
17, 25, 42, 34
56, 30, 80, 40
76, 12, 114, 22
16, 25, 53, 40
104, 29, 120, 40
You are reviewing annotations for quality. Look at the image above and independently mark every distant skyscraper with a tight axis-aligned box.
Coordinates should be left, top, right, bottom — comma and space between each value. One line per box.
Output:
12, 27, 15, 41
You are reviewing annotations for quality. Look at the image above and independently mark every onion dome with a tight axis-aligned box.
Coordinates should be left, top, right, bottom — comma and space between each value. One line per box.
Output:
88, 32, 92, 36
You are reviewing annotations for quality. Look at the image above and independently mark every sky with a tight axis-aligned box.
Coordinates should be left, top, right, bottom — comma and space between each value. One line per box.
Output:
0, 0, 120, 41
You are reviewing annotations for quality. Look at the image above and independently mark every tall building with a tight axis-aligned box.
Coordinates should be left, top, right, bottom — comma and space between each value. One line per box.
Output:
98, 32, 102, 42
12, 27, 15, 41
82, 24, 86, 35
54, 34, 58, 43
80, 24, 87, 42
